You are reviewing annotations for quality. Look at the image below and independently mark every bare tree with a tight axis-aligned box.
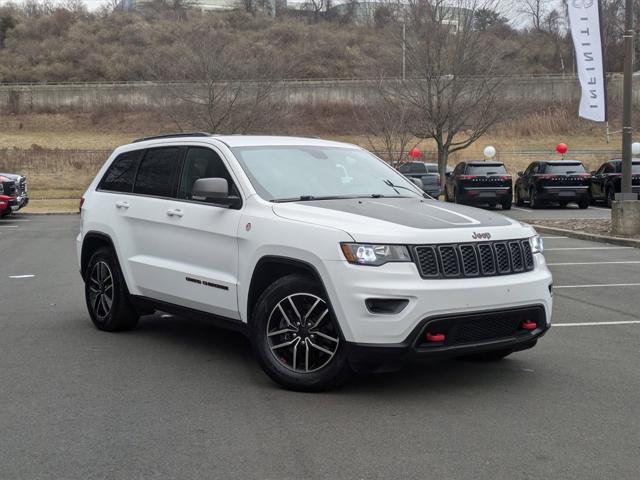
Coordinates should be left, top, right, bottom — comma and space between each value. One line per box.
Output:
354, 80, 417, 167
519, 0, 548, 32
381, 0, 507, 180
150, 29, 293, 134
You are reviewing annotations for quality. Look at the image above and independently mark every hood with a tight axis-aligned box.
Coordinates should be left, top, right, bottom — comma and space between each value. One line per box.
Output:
272, 197, 534, 244
0, 173, 22, 180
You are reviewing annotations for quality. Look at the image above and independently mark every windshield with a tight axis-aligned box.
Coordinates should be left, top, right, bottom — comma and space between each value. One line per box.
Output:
232, 146, 424, 201
466, 164, 507, 175
544, 163, 586, 174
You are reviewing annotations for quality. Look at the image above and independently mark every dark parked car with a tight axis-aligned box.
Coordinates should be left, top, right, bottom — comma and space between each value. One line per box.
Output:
514, 161, 591, 209
444, 161, 512, 210
590, 159, 640, 207
397, 162, 452, 197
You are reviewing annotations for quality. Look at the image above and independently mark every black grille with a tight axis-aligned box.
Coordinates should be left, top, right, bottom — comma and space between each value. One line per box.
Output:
414, 240, 535, 279
415, 306, 546, 349
1, 180, 16, 196
454, 316, 520, 343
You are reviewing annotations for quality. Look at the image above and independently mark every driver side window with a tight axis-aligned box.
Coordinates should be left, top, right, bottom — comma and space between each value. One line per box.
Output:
178, 147, 238, 201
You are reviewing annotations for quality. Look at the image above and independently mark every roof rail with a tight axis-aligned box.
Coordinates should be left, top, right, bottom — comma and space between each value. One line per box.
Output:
132, 132, 212, 143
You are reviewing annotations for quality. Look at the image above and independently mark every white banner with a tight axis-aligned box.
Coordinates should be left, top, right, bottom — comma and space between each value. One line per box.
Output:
567, 0, 607, 122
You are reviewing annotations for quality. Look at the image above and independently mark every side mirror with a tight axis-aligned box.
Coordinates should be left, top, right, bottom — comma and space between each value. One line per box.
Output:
517, 171, 524, 177
410, 177, 424, 190
591, 170, 596, 176
192, 177, 241, 208
445, 172, 452, 177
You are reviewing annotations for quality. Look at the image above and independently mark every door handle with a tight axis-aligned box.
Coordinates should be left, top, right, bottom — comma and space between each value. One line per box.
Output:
166, 208, 184, 218
115, 201, 130, 210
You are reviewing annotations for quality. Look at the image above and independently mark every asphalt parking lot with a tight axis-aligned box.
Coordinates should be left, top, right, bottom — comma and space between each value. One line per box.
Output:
1, 214, 639, 480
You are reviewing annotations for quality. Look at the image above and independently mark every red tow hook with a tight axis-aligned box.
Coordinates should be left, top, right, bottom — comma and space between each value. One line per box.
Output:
521, 320, 537, 331
426, 332, 446, 343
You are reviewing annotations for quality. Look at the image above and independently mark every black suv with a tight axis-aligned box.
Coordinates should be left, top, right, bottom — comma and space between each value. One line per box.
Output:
514, 161, 591, 209
590, 159, 640, 208
444, 161, 512, 210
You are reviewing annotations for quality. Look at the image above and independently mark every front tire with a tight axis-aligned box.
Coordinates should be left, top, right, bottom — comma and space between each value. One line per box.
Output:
85, 247, 139, 332
251, 274, 351, 391
529, 188, 541, 209
606, 187, 615, 208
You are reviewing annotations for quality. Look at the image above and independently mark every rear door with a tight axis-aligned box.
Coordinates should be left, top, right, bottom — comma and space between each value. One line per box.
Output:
124, 146, 184, 302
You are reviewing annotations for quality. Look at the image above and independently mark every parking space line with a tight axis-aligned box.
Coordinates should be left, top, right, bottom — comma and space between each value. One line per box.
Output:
555, 283, 640, 289
9, 275, 35, 279
0, 225, 18, 228
512, 207, 533, 213
546, 247, 633, 251
548, 261, 640, 266
554, 320, 640, 327
541, 236, 568, 239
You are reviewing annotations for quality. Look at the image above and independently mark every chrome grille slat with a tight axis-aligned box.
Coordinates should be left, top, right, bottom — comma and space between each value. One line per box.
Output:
414, 240, 535, 280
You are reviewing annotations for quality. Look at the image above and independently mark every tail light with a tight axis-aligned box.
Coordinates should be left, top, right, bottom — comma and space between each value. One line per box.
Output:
497, 176, 512, 180
458, 175, 477, 180
575, 173, 591, 178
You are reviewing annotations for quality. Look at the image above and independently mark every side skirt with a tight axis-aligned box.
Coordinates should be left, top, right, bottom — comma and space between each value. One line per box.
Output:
130, 295, 249, 337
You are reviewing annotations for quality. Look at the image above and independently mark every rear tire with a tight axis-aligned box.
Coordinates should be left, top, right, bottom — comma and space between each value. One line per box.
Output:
501, 200, 512, 210
251, 274, 351, 391
515, 189, 524, 206
578, 197, 589, 209
85, 247, 139, 332
558, 201, 568, 208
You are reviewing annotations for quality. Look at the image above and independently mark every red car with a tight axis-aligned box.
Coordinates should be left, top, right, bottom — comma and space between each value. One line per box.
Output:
0, 175, 19, 218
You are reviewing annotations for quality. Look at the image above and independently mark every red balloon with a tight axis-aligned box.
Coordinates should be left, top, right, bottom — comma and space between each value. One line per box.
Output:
409, 147, 421, 159
556, 143, 568, 155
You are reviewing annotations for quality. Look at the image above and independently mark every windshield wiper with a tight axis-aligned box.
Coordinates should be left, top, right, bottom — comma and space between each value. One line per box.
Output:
272, 195, 357, 203
383, 179, 427, 198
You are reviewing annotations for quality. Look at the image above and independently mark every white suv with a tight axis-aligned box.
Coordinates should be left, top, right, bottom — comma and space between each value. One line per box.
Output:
77, 134, 552, 391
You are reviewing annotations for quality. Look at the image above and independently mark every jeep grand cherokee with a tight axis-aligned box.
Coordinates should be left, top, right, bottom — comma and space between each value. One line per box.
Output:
77, 134, 552, 391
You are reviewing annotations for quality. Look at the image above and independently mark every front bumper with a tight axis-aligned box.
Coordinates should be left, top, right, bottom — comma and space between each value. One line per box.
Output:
324, 254, 553, 345
345, 305, 549, 372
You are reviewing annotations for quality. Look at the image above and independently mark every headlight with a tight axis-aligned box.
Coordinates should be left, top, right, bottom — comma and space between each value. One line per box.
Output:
529, 235, 544, 254
341, 243, 411, 266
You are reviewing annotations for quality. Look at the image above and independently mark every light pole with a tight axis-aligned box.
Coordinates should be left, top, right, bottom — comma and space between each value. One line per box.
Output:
612, 0, 640, 236
619, 0, 637, 201
402, 20, 406, 81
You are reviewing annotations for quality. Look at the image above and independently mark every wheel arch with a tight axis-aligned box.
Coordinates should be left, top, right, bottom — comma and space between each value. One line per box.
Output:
80, 231, 119, 281
247, 255, 332, 327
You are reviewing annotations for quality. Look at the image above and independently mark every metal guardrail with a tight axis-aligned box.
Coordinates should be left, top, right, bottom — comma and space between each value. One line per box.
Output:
0, 74, 626, 88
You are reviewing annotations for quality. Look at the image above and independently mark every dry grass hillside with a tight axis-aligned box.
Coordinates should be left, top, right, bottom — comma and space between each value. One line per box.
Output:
0, 107, 624, 213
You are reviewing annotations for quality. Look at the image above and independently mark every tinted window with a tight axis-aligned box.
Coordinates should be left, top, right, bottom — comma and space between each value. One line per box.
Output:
400, 163, 427, 174
634, 163, 640, 173
178, 147, 237, 200
99, 151, 140, 192
133, 147, 180, 197
543, 163, 586, 174
426, 165, 439, 174
603, 163, 615, 174
465, 164, 507, 175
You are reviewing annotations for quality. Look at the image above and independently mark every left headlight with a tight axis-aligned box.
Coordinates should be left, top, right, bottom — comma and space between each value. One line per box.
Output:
341, 243, 412, 266
529, 235, 544, 254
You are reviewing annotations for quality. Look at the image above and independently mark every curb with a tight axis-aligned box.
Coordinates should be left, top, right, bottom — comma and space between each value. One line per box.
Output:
12, 212, 78, 216
532, 224, 640, 249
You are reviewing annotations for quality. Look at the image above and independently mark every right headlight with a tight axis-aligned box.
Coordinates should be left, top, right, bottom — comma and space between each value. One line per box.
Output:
529, 235, 544, 254
340, 243, 412, 266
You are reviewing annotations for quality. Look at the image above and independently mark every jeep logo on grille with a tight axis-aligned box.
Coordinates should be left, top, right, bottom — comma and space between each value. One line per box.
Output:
472, 232, 491, 240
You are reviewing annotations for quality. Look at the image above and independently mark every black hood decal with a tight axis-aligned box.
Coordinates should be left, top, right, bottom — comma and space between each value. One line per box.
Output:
299, 197, 513, 229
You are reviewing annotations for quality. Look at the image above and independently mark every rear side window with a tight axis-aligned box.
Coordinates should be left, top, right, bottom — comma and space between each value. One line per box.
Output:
133, 147, 181, 197
401, 163, 427, 174
543, 163, 586, 174
99, 151, 141, 193
465, 164, 507, 175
